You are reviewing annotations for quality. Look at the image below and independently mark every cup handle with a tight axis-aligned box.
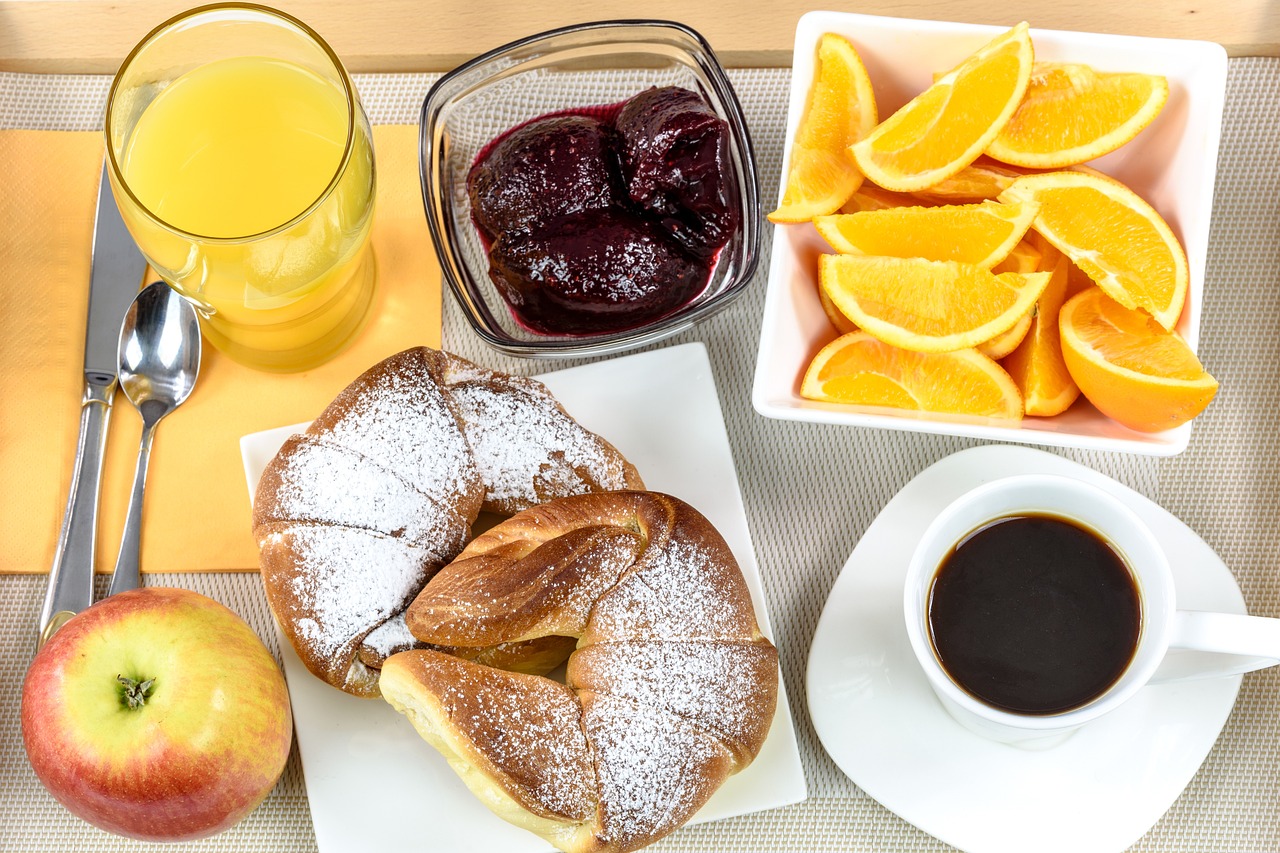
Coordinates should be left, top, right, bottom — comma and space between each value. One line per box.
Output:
1150, 610, 1280, 684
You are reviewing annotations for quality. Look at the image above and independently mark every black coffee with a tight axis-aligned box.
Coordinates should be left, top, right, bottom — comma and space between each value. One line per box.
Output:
927, 514, 1141, 715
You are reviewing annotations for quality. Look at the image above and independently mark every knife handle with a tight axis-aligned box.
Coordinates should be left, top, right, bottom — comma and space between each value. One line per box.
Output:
38, 376, 116, 649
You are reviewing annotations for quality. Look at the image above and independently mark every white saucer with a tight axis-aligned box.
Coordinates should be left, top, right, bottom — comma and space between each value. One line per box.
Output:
807, 445, 1244, 853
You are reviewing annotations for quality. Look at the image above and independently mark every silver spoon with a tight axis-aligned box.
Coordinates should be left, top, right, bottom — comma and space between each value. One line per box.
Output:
107, 281, 201, 597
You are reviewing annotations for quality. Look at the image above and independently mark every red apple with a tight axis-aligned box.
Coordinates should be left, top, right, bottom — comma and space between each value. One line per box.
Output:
21, 587, 292, 841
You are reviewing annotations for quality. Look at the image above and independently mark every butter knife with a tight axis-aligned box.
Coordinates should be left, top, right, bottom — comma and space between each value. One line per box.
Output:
38, 162, 147, 647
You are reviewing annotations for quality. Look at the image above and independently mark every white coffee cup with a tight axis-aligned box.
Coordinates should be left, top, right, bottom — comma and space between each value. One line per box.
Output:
904, 473, 1280, 748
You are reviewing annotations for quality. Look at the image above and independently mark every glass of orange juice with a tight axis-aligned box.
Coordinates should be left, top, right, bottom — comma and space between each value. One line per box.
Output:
105, 3, 376, 372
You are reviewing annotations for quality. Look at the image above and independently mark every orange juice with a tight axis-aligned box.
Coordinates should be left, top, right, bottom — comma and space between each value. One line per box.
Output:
113, 53, 375, 371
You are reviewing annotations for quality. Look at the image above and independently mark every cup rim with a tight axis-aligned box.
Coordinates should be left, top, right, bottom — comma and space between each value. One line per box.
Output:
104, 1, 361, 244
904, 472, 1176, 732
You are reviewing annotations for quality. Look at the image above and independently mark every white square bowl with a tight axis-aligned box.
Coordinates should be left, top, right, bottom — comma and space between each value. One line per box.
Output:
752, 11, 1228, 456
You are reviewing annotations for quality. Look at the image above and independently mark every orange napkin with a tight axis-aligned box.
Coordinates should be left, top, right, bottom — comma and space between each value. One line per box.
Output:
0, 125, 441, 573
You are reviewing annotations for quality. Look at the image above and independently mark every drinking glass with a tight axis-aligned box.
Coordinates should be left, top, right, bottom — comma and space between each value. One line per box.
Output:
105, 3, 376, 372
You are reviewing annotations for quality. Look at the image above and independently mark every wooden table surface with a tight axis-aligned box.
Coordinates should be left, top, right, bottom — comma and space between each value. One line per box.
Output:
0, 0, 1276, 74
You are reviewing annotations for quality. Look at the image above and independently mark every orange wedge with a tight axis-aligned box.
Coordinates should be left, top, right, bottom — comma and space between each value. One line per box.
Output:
914, 158, 1026, 202
998, 170, 1188, 330
977, 311, 1032, 360
769, 34, 878, 223
802, 331, 1023, 419
976, 237, 1041, 359
818, 281, 859, 334
820, 254, 1051, 353
839, 184, 922, 213
988, 63, 1169, 168
851, 23, 1034, 192
769, 149, 861, 224
1065, 253, 1099, 298
814, 199, 1037, 267
1001, 239, 1080, 415
991, 237, 1042, 274
1058, 287, 1216, 431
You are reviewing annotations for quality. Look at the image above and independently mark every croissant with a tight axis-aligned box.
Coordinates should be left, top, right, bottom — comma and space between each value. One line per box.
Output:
382, 491, 778, 853
252, 347, 642, 697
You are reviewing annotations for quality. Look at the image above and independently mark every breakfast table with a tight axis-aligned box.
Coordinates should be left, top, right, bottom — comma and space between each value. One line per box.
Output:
2, 2, 1278, 851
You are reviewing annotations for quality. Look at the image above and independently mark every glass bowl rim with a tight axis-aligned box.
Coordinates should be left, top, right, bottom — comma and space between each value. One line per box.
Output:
417, 18, 761, 358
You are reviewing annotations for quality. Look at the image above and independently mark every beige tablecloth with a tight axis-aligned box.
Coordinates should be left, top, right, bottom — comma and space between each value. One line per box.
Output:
1, 63, 1277, 852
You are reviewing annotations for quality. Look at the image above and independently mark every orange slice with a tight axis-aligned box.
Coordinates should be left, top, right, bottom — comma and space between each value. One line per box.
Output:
1065, 252, 1099, 298
988, 63, 1169, 168
769, 34, 878, 223
802, 331, 1023, 419
769, 149, 861, 224
819, 255, 1051, 353
977, 311, 1032, 360
976, 314, 1032, 361
1058, 287, 1216, 431
851, 23, 1034, 192
914, 157, 1026, 202
976, 237, 1042, 360
838, 184, 922, 213
998, 170, 1188, 330
818, 281, 859, 334
991, 237, 1042, 274
813, 199, 1037, 267
1001, 239, 1080, 415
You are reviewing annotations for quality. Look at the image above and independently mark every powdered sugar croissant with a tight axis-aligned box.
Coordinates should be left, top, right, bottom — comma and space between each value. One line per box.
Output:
382, 491, 779, 853
252, 347, 642, 697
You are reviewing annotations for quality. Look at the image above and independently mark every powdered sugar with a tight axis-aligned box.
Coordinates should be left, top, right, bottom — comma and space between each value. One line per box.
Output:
449, 381, 633, 511
585, 536, 757, 643
260, 524, 436, 692
258, 435, 470, 555
361, 613, 422, 663
257, 347, 645, 700
319, 352, 481, 508
568, 639, 775, 761
389, 492, 775, 847
582, 691, 730, 847
434, 660, 596, 821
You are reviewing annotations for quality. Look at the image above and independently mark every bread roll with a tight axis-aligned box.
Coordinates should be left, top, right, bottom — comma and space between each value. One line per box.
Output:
382, 491, 778, 852
252, 347, 642, 697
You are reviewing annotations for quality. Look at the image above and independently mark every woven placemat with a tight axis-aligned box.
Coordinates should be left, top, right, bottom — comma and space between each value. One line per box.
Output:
2, 63, 1277, 852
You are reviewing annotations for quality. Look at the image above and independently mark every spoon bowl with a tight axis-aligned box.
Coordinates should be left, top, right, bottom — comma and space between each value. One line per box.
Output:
108, 281, 201, 596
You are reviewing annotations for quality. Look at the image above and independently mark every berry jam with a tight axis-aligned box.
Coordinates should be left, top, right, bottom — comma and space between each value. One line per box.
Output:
468, 114, 622, 243
467, 87, 740, 336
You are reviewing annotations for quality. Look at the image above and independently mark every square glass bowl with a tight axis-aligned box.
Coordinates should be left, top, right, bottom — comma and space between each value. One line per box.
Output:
752, 12, 1228, 456
419, 20, 761, 358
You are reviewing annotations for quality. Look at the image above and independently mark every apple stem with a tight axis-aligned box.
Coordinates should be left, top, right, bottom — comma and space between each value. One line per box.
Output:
117, 674, 156, 710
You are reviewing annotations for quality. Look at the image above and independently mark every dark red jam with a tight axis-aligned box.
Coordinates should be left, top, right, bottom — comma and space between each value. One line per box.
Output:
467, 86, 740, 336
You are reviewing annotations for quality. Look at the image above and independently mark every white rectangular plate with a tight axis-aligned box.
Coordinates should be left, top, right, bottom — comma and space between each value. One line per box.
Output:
752, 11, 1228, 456
241, 342, 807, 852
